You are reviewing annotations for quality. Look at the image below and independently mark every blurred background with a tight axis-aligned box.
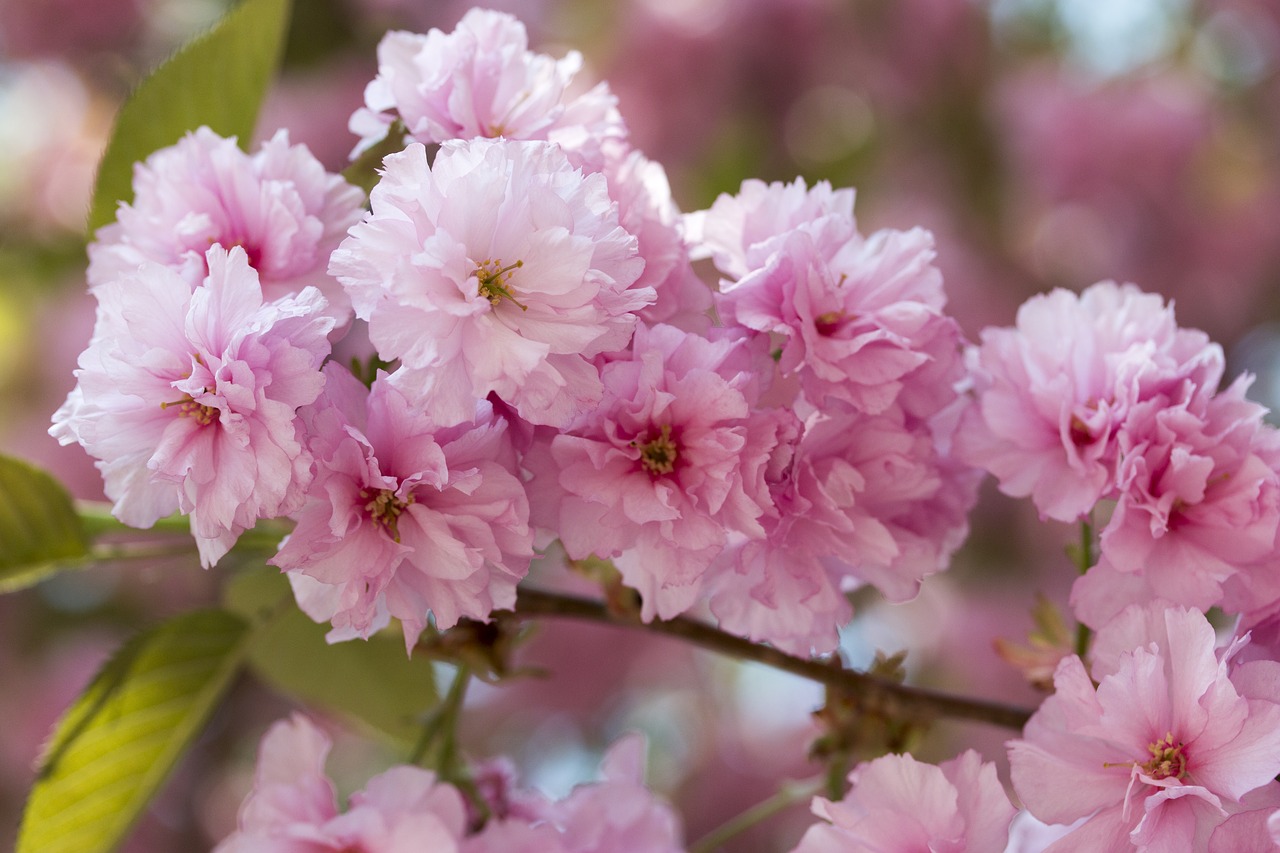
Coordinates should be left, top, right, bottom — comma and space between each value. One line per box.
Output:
3, 0, 1280, 849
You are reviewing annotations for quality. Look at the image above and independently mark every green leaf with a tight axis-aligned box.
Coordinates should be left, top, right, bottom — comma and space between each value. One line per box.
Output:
225, 568, 439, 745
0, 454, 90, 592
86, 0, 294, 233
18, 610, 250, 853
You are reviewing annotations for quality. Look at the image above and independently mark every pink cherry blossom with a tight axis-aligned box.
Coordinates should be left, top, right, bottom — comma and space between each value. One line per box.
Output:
214, 714, 469, 853
350, 8, 626, 170
790, 750, 1015, 853
1008, 605, 1280, 851
271, 364, 533, 649
958, 281, 1224, 522
88, 126, 364, 324
329, 137, 650, 428
462, 735, 683, 853
688, 176, 857, 282
1071, 379, 1280, 628
535, 734, 685, 853
708, 404, 979, 655
51, 245, 332, 566
721, 227, 966, 420
539, 323, 777, 620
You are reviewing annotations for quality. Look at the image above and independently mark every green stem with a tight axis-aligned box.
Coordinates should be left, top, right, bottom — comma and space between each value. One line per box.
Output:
507, 589, 1033, 731
1074, 514, 1095, 659
408, 664, 472, 773
689, 777, 824, 853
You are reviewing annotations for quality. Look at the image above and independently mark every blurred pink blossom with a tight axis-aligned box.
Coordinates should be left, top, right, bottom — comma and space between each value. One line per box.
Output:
790, 750, 1014, 852
214, 714, 470, 852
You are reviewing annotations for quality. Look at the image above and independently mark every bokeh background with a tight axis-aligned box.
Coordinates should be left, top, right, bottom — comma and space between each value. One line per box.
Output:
3, 0, 1280, 849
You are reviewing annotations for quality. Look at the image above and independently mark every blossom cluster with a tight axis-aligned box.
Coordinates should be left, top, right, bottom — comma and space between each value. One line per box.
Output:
214, 714, 685, 852
50, 4, 1280, 850
53, 7, 974, 656
960, 282, 1280, 629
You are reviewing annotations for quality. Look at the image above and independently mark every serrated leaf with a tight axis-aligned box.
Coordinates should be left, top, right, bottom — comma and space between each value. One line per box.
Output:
225, 568, 438, 745
86, 0, 293, 233
0, 454, 90, 592
18, 610, 250, 853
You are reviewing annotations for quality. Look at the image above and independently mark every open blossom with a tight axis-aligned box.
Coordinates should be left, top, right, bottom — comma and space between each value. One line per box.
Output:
534, 323, 776, 620
1071, 379, 1280, 628
958, 281, 1224, 522
687, 176, 858, 282
721, 227, 965, 420
1008, 604, 1280, 851
271, 364, 533, 649
330, 137, 650, 428
707, 405, 979, 655
791, 750, 1015, 853
50, 245, 332, 566
88, 126, 364, 323
214, 714, 469, 852
350, 7, 626, 169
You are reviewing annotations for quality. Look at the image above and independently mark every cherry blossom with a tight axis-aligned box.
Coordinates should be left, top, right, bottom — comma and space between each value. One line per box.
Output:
51, 245, 332, 566
350, 7, 626, 170
707, 405, 979, 655
721, 227, 965, 420
329, 137, 650, 428
688, 176, 857, 283
791, 750, 1015, 852
958, 281, 1223, 522
1008, 605, 1280, 851
271, 364, 533, 648
213, 714, 469, 852
534, 323, 776, 620
88, 126, 363, 324
1071, 378, 1280, 627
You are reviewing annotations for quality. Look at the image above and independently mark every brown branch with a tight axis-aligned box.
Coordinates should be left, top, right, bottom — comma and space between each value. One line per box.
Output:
506, 588, 1034, 731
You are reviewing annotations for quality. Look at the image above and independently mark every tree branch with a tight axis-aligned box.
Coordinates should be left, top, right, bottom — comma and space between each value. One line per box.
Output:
506, 588, 1035, 731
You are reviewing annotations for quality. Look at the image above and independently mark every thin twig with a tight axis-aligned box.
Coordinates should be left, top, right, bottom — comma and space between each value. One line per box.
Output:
505, 589, 1034, 731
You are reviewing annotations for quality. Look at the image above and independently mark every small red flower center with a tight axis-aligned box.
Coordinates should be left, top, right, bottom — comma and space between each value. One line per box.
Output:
813, 310, 846, 337
362, 487, 414, 542
636, 424, 679, 475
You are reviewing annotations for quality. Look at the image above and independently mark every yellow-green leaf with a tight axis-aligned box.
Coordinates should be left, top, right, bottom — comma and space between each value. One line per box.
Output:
18, 610, 250, 853
0, 454, 90, 592
86, 0, 293, 233
225, 567, 438, 745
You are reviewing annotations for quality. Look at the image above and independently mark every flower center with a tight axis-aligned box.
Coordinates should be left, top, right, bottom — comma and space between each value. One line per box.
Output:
1142, 732, 1189, 781
474, 258, 528, 311
362, 488, 414, 542
160, 393, 219, 426
813, 310, 846, 337
637, 424, 679, 475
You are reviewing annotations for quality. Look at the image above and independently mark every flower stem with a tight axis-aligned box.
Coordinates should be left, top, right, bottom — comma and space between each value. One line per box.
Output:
688, 776, 823, 853
507, 589, 1033, 731
1074, 514, 1095, 659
